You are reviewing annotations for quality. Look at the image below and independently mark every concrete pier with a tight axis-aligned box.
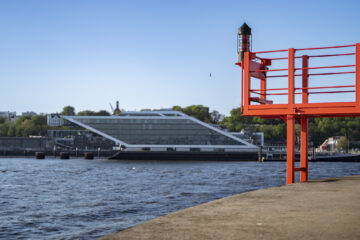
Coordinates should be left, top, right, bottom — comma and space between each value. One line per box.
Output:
100, 175, 360, 240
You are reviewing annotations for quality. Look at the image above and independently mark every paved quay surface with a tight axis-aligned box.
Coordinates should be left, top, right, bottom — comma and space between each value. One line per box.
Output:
100, 175, 360, 240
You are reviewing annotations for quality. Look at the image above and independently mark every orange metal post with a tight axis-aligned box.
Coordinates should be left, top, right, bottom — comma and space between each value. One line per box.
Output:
300, 55, 309, 182
286, 115, 295, 184
243, 52, 251, 111
300, 117, 308, 182
302, 55, 309, 104
288, 48, 295, 108
356, 43, 360, 106
287, 48, 295, 184
260, 59, 266, 101
241, 64, 244, 112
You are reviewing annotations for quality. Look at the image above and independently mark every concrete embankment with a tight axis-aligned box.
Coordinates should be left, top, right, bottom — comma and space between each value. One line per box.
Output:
100, 175, 360, 240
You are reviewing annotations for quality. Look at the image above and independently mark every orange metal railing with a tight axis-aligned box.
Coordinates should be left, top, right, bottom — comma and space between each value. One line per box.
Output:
238, 43, 360, 118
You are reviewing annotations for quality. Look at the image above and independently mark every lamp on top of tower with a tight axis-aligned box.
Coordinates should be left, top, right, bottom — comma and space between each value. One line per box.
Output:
237, 22, 252, 63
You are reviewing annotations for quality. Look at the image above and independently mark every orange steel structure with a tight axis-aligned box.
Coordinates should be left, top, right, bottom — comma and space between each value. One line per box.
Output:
237, 43, 360, 184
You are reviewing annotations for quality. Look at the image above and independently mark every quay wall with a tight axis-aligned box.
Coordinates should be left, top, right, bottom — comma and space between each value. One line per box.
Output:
0, 137, 49, 151
100, 175, 360, 240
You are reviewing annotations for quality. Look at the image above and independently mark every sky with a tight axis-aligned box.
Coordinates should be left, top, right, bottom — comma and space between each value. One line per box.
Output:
0, 0, 359, 116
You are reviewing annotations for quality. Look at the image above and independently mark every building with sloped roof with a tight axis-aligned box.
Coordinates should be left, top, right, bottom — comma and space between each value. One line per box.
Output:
62, 111, 258, 160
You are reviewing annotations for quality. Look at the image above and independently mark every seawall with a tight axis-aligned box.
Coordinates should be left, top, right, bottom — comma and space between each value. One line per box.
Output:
100, 175, 360, 240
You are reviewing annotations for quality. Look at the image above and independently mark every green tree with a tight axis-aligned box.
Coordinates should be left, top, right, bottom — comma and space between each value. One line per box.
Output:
77, 110, 111, 116
77, 110, 96, 116
21, 119, 37, 136
2, 115, 49, 137
337, 136, 348, 152
221, 107, 245, 132
7, 125, 15, 136
13, 116, 27, 136
0, 122, 10, 136
95, 110, 111, 116
31, 115, 48, 136
172, 105, 212, 123
61, 106, 76, 116
210, 110, 224, 124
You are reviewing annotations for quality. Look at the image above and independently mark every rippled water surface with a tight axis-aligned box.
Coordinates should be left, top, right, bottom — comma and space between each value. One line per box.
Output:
0, 158, 359, 239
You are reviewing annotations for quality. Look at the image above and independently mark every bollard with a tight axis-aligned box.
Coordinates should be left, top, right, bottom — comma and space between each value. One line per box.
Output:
84, 152, 94, 160
35, 152, 45, 159
60, 152, 70, 160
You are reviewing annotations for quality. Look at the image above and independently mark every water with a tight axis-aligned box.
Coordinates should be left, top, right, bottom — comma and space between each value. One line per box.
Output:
0, 158, 359, 240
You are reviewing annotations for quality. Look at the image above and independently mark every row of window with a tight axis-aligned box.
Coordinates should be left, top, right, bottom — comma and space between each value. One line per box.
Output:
78, 118, 192, 125
85, 123, 208, 131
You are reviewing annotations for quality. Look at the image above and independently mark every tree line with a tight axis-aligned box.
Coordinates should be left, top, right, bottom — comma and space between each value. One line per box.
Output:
1, 105, 359, 148
0, 106, 112, 137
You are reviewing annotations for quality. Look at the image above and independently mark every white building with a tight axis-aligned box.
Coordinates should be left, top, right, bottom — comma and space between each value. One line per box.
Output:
47, 113, 64, 126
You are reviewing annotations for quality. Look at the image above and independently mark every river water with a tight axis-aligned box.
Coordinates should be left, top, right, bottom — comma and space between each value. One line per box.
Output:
0, 158, 359, 240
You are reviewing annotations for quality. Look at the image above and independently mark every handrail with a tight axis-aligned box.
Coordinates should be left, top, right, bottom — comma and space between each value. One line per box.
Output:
296, 65, 355, 71
263, 52, 355, 61
296, 44, 355, 51
251, 85, 355, 92
252, 44, 355, 55
265, 71, 355, 78
253, 49, 288, 54
241, 43, 359, 108
252, 65, 355, 73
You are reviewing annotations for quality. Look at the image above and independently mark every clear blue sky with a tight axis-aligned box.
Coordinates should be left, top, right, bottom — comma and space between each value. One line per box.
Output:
1, 0, 359, 115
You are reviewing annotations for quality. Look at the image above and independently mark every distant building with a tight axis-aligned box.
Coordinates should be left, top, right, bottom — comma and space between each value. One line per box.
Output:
47, 113, 64, 126
317, 136, 342, 152
22, 111, 37, 117
62, 110, 258, 152
0, 111, 17, 121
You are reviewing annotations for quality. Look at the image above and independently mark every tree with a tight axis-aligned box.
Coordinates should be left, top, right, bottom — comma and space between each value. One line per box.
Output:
21, 119, 37, 136
221, 107, 244, 132
77, 110, 96, 116
210, 110, 224, 124
172, 106, 182, 112
61, 106, 75, 116
0, 122, 10, 136
337, 136, 348, 152
13, 116, 28, 136
7, 125, 15, 136
173, 105, 212, 123
77, 110, 111, 116
95, 110, 111, 116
